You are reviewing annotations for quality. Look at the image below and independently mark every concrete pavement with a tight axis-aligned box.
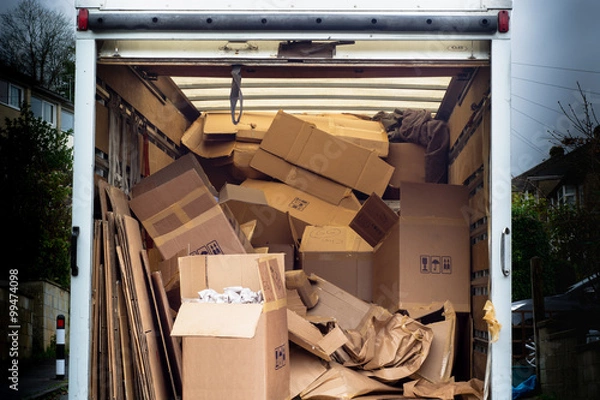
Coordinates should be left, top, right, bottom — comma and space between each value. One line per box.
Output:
2, 358, 68, 399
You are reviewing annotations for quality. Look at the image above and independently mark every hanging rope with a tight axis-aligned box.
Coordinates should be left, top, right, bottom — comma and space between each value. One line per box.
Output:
230, 65, 243, 125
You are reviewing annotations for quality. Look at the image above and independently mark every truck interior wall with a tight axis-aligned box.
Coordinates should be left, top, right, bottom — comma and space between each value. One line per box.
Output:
95, 67, 185, 186
89, 58, 495, 390
97, 65, 189, 145
446, 67, 492, 381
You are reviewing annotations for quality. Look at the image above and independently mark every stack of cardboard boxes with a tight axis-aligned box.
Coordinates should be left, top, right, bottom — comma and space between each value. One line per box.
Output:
128, 110, 473, 399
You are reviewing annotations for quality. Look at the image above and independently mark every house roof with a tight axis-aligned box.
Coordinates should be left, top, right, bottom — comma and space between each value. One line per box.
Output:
512, 143, 591, 196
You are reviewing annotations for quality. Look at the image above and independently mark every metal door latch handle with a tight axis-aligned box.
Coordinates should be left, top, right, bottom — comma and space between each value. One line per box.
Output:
71, 226, 80, 277
501, 227, 510, 277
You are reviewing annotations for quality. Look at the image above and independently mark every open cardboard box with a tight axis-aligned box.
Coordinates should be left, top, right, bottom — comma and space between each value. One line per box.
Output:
299, 226, 373, 302
350, 181, 471, 313
240, 179, 359, 238
172, 254, 289, 400
129, 153, 253, 259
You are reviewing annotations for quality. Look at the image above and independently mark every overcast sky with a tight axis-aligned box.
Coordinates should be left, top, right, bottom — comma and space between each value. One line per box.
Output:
0, 0, 76, 23
1, 0, 598, 177
510, 0, 600, 177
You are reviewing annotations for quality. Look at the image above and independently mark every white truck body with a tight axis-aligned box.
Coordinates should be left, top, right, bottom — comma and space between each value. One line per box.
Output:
71, 1, 513, 398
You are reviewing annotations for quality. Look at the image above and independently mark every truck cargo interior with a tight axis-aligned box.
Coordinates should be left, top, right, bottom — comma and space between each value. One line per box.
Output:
71, 5, 512, 399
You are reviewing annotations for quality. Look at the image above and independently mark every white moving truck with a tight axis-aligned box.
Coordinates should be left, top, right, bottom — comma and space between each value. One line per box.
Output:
71, 1, 513, 398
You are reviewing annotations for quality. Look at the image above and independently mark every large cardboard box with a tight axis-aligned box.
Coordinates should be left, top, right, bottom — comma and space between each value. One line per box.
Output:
250, 147, 357, 207
300, 226, 373, 302
351, 182, 470, 313
218, 183, 296, 246
129, 154, 253, 259
259, 110, 394, 196
241, 179, 359, 237
172, 254, 289, 400
385, 142, 426, 186
296, 113, 389, 157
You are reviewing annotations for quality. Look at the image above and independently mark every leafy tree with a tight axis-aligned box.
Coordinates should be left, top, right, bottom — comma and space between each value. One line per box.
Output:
511, 193, 554, 301
548, 204, 600, 288
0, 0, 75, 100
0, 105, 73, 287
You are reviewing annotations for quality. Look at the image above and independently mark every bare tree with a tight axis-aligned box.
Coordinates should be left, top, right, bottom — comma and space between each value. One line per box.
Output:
0, 0, 75, 97
549, 82, 600, 149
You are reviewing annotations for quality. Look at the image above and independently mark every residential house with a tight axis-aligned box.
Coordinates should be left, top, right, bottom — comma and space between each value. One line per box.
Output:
0, 66, 74, 136
512, 143, 599, 210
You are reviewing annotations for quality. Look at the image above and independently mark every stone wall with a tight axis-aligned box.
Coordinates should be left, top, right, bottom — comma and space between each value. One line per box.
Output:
0, 286, 34, 360
539, 319, 600, 400
19, 280, 70, 355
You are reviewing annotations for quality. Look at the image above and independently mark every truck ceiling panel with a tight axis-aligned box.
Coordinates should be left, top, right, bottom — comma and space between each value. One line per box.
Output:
95, 39, 486, 117
173, 75, 453, 116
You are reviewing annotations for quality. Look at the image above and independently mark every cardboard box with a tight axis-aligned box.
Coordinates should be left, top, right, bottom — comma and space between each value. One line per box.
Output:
181, 117, 236, 159
230, 141, 268, 180
385, 142, 426, 186
203, 112, 275, 142
240, 179, 359, 237
259, 110, 394, 196
296, 113, 390, 157
250, 147, 357, 207
306, 275, 375, 332
300, 226, 373, 302
351, 182, 471, 313
130, 154, 253, 259
172, 254, 289, 400
218, 183, 296, 246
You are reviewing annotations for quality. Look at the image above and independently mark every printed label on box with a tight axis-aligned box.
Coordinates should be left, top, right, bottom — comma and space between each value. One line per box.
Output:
289, 197, 309, 211
275, 344, 287, 370
420, 255, 452, 274
190, 240, 223, 255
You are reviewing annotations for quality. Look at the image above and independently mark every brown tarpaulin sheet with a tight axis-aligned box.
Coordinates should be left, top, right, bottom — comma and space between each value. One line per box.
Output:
373, 109, 449, 184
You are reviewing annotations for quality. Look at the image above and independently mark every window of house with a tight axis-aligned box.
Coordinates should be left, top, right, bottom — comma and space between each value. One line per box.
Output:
31, 96, 56, 126
557, 185, 577, 205
0, 79, 24, 109
60, 109, 74, 133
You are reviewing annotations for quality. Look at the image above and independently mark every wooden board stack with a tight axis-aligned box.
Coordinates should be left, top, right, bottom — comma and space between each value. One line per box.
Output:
90, 178, 182, 400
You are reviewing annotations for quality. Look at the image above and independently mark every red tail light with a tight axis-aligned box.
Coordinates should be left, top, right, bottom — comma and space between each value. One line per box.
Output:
77, 8, 89, 31
498, 10, 509, 33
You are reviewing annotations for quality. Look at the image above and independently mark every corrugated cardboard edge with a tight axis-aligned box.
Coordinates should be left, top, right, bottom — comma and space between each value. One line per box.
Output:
411, 301, 457, 384
287, 309, 348, 361
171, 302, 263, 338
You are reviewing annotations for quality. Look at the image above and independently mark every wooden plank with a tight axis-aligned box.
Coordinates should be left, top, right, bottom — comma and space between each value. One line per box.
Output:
117, 280, 136, 400
115, 242, 151, 400
151, 270, 183, 396
141, 251, 178, 399
120, 215, 169, 400
98, 256, 107, 400
106, 185, 131, 217
104, 215, 124, 400
90, 220, 102, 400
